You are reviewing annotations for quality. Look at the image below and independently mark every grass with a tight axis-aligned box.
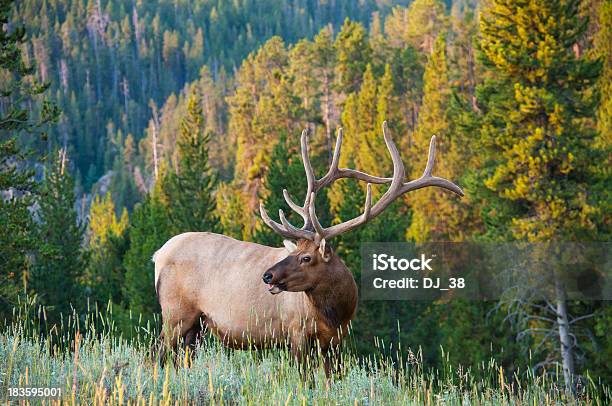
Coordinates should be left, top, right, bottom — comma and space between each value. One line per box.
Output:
0, 302, 609, 405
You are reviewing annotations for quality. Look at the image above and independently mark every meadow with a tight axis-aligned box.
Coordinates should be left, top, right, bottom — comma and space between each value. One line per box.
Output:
1, 303, 609, 405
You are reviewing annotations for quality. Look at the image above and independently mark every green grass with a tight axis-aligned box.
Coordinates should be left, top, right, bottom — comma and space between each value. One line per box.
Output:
0, 304, 609, 405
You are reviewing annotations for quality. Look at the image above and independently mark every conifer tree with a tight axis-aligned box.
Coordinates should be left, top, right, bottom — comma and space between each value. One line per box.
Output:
338, 65, 382, 173
32, 151, 86, 323
165, 91, 219, 234
216, 183, 253, 241
594, 0, 612, 237
374, 64, 400, 174
229, 37, 290, 186
477, 0, 602, 387
254, 133, 305, 246
376, 65, 399, 137
338, 93, 359, 168
334, 19, 371, 94
288, 39, 318, 117
383, 0, 447, 54
85, 193, 129, 305
596, 2, 612, 150
354, 64, 379, 174
0, 0, 59, 318
123, 188, 172, 318
312, 27, 337, 156
479, 0, 601, 241
407, 34, 464, 242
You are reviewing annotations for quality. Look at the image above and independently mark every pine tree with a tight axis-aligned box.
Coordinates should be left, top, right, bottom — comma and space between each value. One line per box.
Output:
216, 183, 252, 241
165, 90, 219, 234
288, 39, 318, 117
254, 133, 315, 246
479, 0, 601, 241
596, 2, 612, 150
0, 0, 59, 318
123, 190, 172, 318
593, 0, 612, 238
407, 33, 465, 242
383, 1, 447, 54
334, 19, 371, 94
32, 151, 86, 324
85, 193, 129, 305
338, 65, 382, 173
108, 131, 140, 212
229, 36, 289, 185
354, 64, 379, 175
338, 93, 359, 168
312, 27, 337, 157
374, 64, 400, 174
477, 0, 602, 388
228, 36, 303, 224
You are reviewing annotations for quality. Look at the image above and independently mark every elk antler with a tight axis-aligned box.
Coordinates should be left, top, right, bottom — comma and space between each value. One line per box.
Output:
259, 122, 464, 242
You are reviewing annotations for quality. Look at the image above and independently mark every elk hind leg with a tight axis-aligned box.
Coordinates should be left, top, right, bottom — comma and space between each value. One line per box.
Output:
158, 311, 200, 366
182, 314, 207, 365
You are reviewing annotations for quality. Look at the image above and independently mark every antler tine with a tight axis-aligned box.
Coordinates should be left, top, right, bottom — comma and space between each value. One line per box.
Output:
259, 202, 310, 240
307, 192, 326, 243
318, 128, 343, 187
363, 183, 372, 218
300, 128, 316, 197
279, 209, 314, 240
382, 120, 405, 191
423, 135, 436, 177
282, 189, 309, 223
399, 135, 464, 196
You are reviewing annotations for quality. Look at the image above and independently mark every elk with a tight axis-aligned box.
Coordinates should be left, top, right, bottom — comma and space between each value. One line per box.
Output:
153, 122, 463, 376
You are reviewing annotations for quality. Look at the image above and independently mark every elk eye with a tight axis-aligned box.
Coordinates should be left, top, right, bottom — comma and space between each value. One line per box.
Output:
301, 256, 311, 264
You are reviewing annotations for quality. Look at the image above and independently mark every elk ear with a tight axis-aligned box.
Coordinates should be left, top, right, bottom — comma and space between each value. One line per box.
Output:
318, 238, 332, 262
283, 239, 297, 252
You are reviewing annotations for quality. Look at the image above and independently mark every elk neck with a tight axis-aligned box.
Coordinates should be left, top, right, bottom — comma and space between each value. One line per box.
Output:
305, 257, 358, 331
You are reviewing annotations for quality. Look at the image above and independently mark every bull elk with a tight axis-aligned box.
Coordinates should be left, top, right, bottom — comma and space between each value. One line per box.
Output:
153, 122, 463, 377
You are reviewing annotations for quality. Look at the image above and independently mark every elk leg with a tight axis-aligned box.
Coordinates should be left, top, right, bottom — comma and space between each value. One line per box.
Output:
182, 314, 207, 364
159, 312, 200, 366
322, 345, 343, 379
291, 336, 317, 384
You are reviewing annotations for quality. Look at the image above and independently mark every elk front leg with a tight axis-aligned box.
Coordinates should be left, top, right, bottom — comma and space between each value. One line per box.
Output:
322, 344, 343, 379
291, 334, 316, 383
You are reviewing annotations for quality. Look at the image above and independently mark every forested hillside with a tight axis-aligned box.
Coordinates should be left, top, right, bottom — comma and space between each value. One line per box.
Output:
2, 0, 611, 396
12, 0, 410, 189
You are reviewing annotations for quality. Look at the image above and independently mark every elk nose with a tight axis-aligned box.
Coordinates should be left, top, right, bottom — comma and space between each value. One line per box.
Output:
262, 272, 273, 284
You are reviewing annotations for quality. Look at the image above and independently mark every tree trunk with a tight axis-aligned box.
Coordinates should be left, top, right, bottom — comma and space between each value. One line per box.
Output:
555, 274, 575, 392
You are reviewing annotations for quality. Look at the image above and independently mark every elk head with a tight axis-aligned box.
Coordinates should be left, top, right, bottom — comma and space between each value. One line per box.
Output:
262, 239, 333, 294
260, 122, 464, 294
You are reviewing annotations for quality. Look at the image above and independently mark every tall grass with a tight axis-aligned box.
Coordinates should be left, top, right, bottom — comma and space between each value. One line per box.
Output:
0, 301, 609, 405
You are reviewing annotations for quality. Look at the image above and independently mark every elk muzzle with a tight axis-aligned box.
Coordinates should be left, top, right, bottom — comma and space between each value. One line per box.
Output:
262, 269, 285, 295
262, 256, 295, 294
